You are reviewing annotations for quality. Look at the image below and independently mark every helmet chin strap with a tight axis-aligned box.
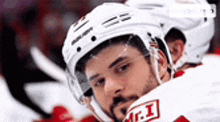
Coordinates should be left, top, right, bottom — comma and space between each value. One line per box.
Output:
173, 52, 188, 71
150, 48, 163, 84
82, 97, 105, 122
87, 104, 104, 122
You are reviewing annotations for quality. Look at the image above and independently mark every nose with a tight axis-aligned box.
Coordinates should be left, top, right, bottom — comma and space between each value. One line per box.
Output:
104, 77, 124, 97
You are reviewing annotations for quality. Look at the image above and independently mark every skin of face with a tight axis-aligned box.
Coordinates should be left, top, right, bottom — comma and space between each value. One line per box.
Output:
85, 44, 159, 121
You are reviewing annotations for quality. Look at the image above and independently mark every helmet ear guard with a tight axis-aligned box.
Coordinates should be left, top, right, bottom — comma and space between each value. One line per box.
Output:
66, 68, 111, 121
149, 37, 174, 84
65, 68, 87, 104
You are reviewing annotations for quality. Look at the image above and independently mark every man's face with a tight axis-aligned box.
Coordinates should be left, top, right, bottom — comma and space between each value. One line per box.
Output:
85, 44, 159, 121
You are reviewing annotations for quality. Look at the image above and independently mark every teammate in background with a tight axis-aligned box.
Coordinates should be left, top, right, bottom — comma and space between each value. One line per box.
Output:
62, 3, 174, 122
120, 0, 220, 121
125, 0, 215, 75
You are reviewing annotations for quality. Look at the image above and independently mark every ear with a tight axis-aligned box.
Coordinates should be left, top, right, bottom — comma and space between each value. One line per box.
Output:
167, 39, 185, 64
157, 49, 168, 79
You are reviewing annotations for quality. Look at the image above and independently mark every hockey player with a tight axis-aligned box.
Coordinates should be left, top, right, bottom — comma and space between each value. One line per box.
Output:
62, 3, 174, 122
125, 0, 215, 73
123, 62, 220, 122
62, 2, 220, 122
121, 0, 220, 121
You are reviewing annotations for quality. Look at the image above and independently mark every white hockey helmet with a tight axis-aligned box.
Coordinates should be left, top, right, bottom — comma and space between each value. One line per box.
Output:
125, 0, 215, 68
62, 2, 173, 121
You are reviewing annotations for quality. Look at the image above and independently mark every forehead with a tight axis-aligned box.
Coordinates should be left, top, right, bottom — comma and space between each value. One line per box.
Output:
85, 44, 142, 73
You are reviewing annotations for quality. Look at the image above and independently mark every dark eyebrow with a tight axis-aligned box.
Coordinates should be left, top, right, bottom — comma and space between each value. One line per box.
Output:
88, 74, 100, 82
88, 57, 127, 82
109, 56, 128, 69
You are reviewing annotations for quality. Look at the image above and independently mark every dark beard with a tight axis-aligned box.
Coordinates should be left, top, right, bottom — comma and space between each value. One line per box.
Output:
110, 95, 139, 122
99, 66, 159, 122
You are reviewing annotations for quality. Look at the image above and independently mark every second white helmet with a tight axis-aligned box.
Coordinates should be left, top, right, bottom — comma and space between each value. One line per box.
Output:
125, 0, 215, 68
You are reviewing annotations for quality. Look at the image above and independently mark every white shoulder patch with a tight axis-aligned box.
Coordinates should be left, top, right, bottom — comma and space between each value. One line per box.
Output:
123, 100, 160, 122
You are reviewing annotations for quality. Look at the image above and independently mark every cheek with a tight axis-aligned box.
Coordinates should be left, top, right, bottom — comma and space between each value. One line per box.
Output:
93, 89, 111, 109
119, 71, 145, 93
126, 63, 152, 90
93, 89, 104, 101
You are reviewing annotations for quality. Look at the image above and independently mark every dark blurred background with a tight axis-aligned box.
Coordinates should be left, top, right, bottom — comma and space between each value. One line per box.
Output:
0, 0, 126, 119
0, 0, 126, 74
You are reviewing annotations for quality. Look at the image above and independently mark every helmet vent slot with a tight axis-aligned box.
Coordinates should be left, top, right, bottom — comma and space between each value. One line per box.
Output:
102, 17, 117, 25
102, 13, 131, 28
105, 21, 120, 27
74, 20, 89, 32
121, 17, 131, 22
120, 13, 129, 17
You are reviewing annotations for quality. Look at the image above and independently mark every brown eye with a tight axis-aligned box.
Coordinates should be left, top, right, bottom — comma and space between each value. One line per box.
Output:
116, 63, 130, 73
95, 78, 105, 87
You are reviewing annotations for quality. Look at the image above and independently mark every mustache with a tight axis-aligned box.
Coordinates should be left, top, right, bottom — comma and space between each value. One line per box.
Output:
110, 95, 139, 115
113, 95, 139, 107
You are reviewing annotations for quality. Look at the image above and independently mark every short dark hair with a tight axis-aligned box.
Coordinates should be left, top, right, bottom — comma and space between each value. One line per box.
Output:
75, 34, 151, 96
165, 28, 186, 43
